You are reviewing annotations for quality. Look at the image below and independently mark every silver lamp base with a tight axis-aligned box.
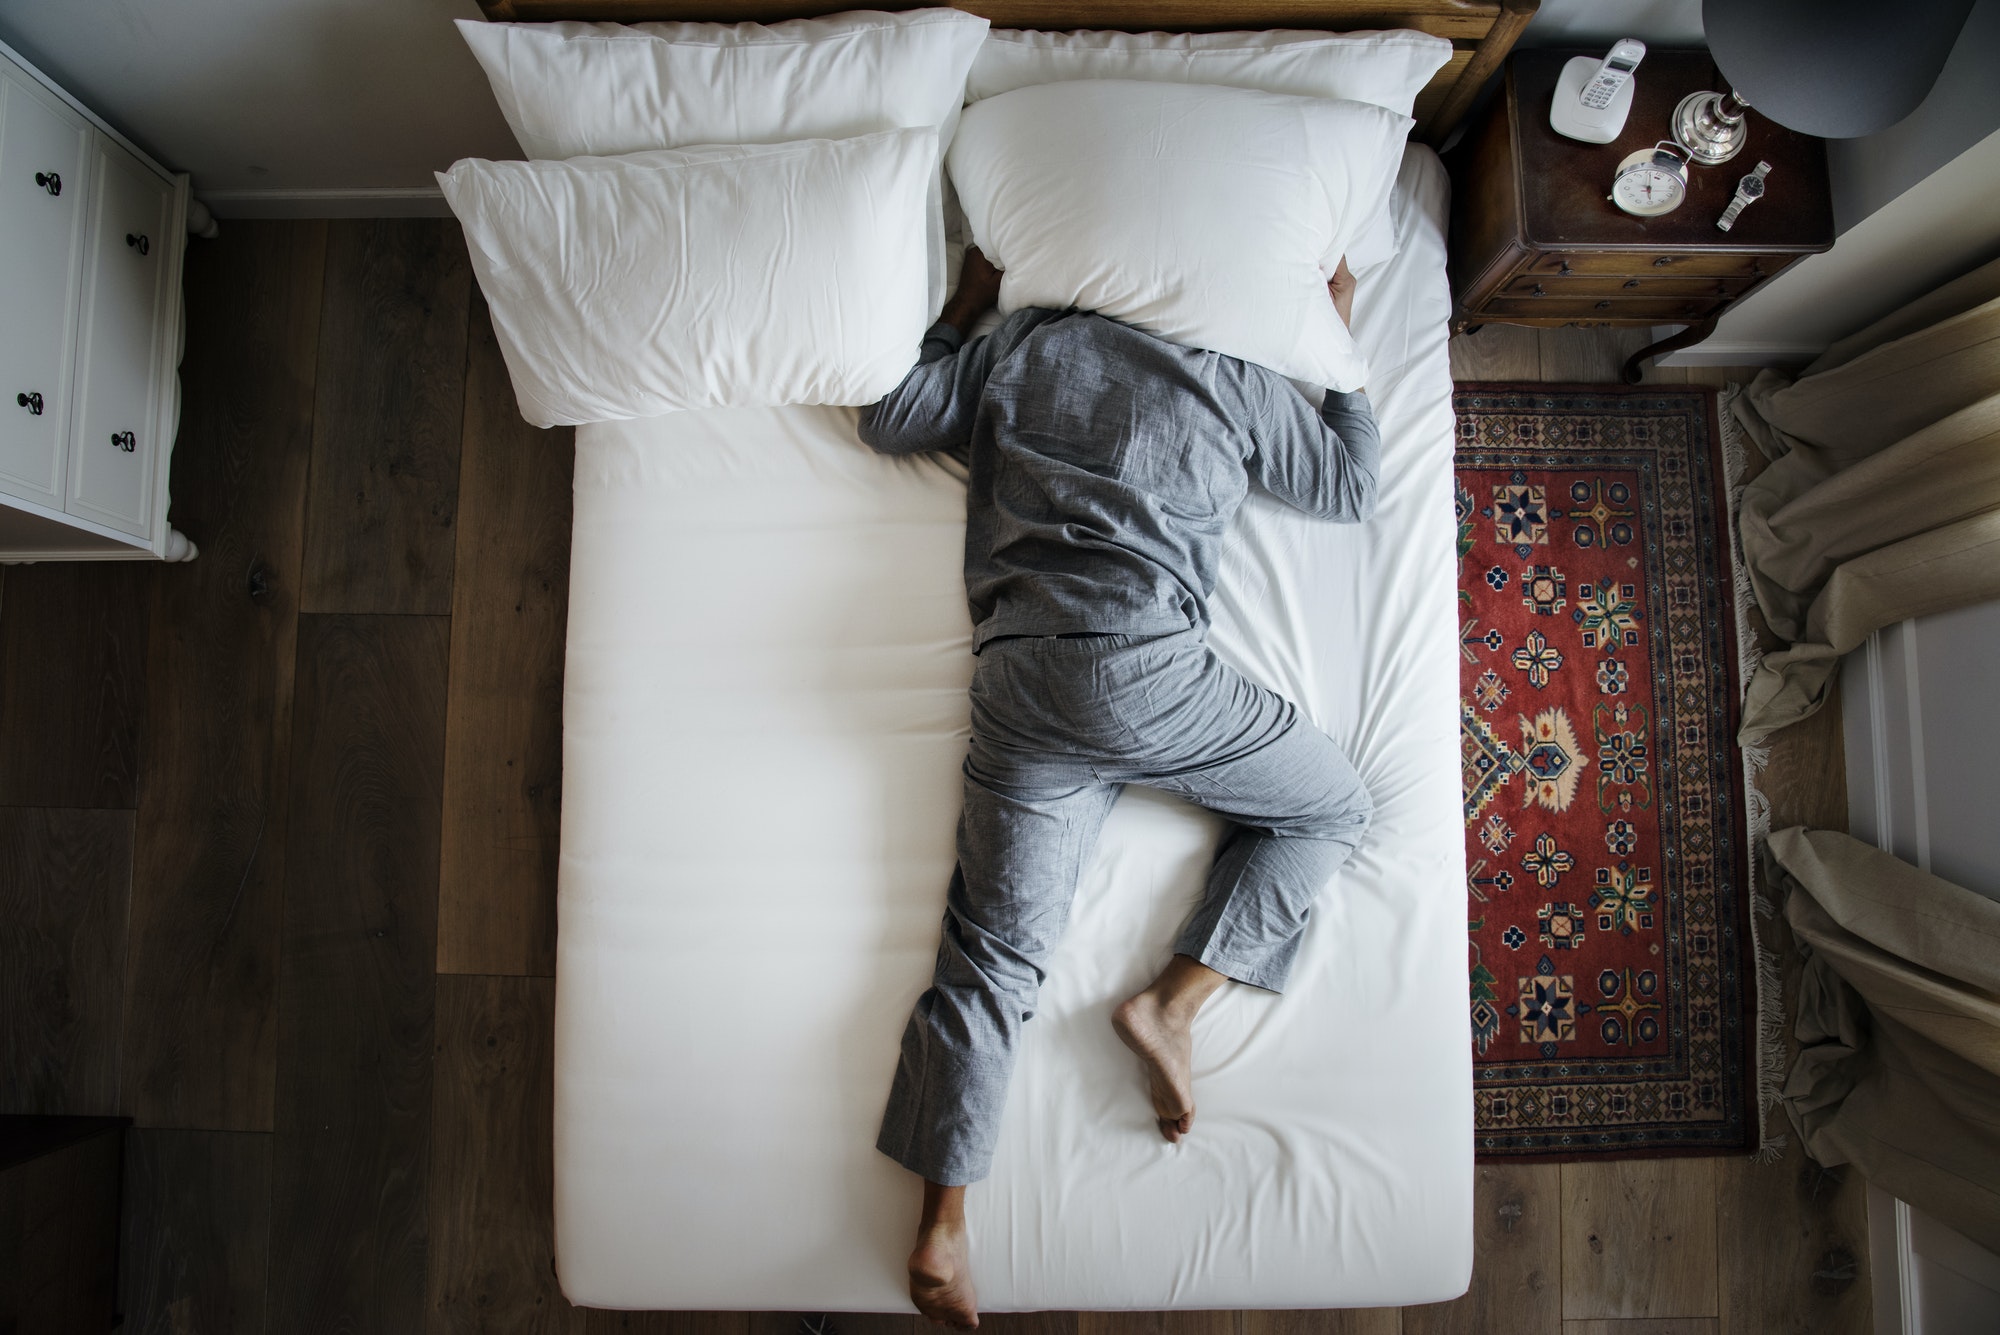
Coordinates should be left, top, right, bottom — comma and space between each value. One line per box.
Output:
1672, 90, 1751, 166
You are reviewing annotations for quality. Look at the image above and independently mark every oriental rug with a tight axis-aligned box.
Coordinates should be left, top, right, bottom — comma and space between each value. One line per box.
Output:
1453, 385, 1757, 1159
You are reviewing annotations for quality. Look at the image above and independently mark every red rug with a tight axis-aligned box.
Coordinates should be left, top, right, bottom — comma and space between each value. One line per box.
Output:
1454, 385, 1754, 1158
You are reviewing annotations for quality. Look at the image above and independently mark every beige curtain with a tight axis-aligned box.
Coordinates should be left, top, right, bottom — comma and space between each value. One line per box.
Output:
1729, 255, 2000, 747
1770, 828, 2000, 1253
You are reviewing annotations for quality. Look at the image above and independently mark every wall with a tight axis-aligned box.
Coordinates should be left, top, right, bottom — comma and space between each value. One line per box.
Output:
1512, 0, 1703, 50
0, 0, 520, 216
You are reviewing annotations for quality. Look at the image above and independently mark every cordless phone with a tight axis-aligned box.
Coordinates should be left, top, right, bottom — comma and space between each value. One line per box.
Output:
1580, 39, 1647, 109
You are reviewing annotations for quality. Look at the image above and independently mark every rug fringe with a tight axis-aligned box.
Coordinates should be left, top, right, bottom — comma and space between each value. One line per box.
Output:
1720, 384, 1788, 1159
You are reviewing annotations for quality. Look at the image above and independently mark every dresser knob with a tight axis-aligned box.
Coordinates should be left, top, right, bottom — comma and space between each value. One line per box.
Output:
1653, 256, 1676, 267
1531, 284, 1546, 297
33, 171, 61, 196
126, 233, 150, 256
1623, 279, 1641, 289
1752, 260, 1766, 277
110, 430, 136, 452
1558, 260, 1573, 276
16, 391, 44, 416
1595, 300, 1613, 310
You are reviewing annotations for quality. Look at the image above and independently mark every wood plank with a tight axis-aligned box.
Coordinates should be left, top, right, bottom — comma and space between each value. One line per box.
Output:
123, 219, 327, 1132
974, 1314, 1080, 1335
1537, 327, 1653, 384
1560, 1160, 1718, 1321
302, 219, 472, 617
426, 974, 577, 1334
589, 1314, 748, 1335
1247, 1309, 1402, 1334
120, 1129, 271, 1335
1080, 1312, 1239, 1335
1714, 1142, 1869, 1335
1404, 1164, 1561, 1335
0, 809, 133, 1116
0, 561, 150, 807
437, 298, 574, 977
482, 1, 1509, 40
270, 613, 449, 1335
1448, 326, 1540, 381
1564, 1323, 1717, 1335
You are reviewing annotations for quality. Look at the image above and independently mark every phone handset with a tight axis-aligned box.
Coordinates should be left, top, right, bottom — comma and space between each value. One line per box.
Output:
1580, 39, 1647, 110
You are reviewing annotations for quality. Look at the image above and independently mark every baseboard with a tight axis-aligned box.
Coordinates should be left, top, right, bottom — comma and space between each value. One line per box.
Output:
1650, 325, 1824, 368
199, 187, 453, 219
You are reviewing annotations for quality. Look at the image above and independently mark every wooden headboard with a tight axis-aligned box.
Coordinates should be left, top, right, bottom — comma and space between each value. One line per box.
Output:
469, 0, 1539, 145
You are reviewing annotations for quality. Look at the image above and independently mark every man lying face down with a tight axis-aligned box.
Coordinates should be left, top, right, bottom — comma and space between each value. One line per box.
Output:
858, 249, 1381, 1328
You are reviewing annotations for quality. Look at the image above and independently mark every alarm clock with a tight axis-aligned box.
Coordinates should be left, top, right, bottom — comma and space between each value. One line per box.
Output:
1608, 141, 1690, 217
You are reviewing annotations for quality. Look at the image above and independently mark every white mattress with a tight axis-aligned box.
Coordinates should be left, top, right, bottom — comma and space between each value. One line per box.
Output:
555, 147, 1471, 1312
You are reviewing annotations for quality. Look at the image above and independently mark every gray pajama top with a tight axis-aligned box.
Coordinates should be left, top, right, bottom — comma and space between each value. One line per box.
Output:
858, 309, 1381, 648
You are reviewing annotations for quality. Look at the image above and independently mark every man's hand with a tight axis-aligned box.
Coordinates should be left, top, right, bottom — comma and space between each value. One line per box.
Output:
1327, 255, 1356, 331
940, 247, 1003, 335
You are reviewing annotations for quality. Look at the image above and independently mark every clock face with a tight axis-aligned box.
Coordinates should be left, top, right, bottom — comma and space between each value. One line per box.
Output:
1612, 163, 1685, 217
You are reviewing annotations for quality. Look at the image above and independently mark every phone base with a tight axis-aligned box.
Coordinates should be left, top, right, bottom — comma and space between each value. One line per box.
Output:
1550, 56, 1636, 143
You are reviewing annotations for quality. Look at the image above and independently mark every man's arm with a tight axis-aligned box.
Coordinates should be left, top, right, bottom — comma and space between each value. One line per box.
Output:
858, 249, 1005, 456
1246, 257, 1382, 522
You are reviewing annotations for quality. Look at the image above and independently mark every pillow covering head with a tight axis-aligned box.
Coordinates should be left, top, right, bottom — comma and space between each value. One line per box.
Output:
964, 26, 1450, 275
948, 81, 1412, 391
437, 128, 935, 428
455, 9, 988, 315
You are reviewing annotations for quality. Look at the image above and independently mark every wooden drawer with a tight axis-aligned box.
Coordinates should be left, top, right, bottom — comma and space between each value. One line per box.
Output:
1479, 295, 1725, 321
1522, 251, 1781, 279
1500, 272, 1755, 300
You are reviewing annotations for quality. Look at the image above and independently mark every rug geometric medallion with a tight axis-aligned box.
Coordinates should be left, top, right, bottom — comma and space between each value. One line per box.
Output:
1454, 385, 1755, 1159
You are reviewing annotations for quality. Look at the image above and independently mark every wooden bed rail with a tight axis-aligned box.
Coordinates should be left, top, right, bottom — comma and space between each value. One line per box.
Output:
471, 0, 1540, 146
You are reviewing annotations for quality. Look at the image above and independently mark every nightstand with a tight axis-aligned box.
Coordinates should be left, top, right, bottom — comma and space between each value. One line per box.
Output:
1448, 48, 1833, 381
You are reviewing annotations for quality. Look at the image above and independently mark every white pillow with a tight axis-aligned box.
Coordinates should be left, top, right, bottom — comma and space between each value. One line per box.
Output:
949, 81, 1410, 391
456, 9, 987, 312
965, 27, 1448, 274
437, 129, 934, 427
966, 27, 1453, 116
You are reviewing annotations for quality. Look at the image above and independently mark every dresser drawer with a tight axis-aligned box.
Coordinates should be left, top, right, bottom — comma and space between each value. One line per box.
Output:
1522, 251, 1782, 280
0, 67, 91, 509
66, 132, 173, 538
1501, 272, 1755, 301
1479, 295, 1725, 322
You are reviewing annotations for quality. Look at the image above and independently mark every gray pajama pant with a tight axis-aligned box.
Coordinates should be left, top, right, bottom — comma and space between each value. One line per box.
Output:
877, 627, 1374, 1185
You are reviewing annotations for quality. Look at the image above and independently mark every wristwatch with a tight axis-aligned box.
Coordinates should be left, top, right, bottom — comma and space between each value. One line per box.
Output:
1716, 160, 1772, 232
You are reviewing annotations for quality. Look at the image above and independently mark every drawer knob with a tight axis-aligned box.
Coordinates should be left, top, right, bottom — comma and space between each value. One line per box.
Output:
1531, 283, 1546, 297
16, 391, 44, 416
126, 233, 150, 256
1753, 260, 1766, 278
111, 430, 136, 453
1624, 279, 1641, 289
1596, 300, 1613, 310
33, 171, 61, 197
1558, 260, 1573, 276
1653, 256, 1677, 267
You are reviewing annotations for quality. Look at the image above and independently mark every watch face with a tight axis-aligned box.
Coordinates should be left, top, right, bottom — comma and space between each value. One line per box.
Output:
1612, 165, 1685, 216
1740, 176, 1766, 198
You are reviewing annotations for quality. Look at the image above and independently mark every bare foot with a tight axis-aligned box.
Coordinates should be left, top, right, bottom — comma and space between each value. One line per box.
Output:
909, 1218, 978, 1328
1113, 990, 1197, 1142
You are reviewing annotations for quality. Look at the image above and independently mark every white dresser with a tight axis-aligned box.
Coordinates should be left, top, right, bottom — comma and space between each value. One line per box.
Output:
0, 37, 194, 563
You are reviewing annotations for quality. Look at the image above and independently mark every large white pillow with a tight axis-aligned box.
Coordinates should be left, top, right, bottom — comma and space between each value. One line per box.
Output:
456, 9, 987, 311
965, 26, 1454, 116
965, 27, 1449, 273
437, 129, 934, 428
949, 81, 1410, 391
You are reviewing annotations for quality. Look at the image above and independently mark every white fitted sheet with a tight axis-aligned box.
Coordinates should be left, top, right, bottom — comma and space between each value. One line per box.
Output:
555, 146, 1470, 1312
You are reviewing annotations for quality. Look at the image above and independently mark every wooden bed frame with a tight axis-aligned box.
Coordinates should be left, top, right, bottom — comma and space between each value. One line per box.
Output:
469, 0, 1540, 146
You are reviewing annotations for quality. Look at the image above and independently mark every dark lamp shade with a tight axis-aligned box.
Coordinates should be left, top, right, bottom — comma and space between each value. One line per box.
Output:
1703, 0, 1976, 138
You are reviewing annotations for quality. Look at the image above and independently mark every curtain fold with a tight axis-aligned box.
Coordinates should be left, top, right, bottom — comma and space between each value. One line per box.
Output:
1770, 828, 2000, 1253
1729, 255, 2000, 746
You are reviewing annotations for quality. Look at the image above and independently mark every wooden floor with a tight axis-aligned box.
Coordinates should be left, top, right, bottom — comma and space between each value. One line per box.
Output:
0, 224, 1870, 1335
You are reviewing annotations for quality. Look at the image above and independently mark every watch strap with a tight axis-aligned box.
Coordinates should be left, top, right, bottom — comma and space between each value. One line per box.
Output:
1717, 193, 1750, 231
